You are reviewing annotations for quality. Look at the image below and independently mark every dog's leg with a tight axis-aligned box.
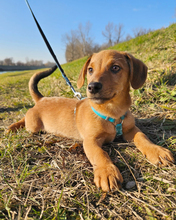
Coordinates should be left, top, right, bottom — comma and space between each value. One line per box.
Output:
7, 117, 25, 132
123, 126, 174, 166
83, 138, 123, 192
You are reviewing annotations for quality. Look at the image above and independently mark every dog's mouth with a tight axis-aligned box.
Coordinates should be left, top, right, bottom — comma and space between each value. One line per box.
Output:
89, 93, 116, 104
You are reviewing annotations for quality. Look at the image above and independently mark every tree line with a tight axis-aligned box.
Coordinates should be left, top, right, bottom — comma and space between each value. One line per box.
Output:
63, 22, 153, 62
0, 57, 55, 67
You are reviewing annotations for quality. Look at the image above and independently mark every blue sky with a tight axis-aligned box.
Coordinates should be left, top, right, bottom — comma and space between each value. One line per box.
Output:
0, 0, 175, 64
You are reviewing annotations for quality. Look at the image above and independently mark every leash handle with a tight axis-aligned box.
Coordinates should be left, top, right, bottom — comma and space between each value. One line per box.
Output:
25, 0, 82, 100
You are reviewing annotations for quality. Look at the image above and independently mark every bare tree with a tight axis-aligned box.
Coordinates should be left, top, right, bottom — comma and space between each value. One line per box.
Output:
63, 30, 80, 62
3, 57, 14, 66
114, 23, 124, 44
25, 59, 44, 66
44, 61, 55, 67
102, 22, 114, 47
102, 22, 124, 47
78, 22, 93, 57
65, 41, 80, 62
64, 22, 94, 62
16, 61, 24, 66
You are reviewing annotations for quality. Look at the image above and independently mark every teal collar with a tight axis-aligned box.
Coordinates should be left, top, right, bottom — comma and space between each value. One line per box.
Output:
91, 106, 126, 136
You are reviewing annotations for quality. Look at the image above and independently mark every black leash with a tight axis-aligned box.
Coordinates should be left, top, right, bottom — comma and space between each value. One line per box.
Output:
25, 0, 82, 99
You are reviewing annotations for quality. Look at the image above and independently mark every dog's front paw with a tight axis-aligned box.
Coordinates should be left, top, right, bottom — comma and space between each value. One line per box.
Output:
145, 145, 174, 166
94, 163, 123, 192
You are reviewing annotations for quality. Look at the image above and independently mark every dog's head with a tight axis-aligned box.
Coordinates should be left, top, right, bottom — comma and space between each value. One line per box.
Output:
77, 50, 147, 104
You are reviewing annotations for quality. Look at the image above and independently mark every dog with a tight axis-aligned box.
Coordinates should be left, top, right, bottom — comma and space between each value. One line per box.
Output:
8, 50, 174, 192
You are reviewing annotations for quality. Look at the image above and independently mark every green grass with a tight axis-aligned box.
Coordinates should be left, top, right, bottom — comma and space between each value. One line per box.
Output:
0, 23, 176, 219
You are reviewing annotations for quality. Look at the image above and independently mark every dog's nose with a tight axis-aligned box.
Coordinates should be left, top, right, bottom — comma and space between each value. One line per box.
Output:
88, 82, 102, 94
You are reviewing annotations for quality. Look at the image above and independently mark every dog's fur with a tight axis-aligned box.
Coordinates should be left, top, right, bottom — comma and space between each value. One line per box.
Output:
8, 50, 174, 192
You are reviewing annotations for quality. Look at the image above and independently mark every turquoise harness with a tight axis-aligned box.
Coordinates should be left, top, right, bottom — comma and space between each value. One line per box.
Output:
91, 106, 126, 136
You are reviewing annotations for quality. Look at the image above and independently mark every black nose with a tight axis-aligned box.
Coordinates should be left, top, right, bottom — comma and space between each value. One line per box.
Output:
88, 82, 102, 94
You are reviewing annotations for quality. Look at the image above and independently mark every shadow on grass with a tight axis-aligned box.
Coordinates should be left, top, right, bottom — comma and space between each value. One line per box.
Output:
162, 72, 176, 86
155, 71, 176, 86
0, 105, 33, 113
8, 72, 30, 77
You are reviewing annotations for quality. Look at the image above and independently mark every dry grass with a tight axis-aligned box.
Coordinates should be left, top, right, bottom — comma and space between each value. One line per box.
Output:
0, 130, 176, 219
0, 23, 176, 219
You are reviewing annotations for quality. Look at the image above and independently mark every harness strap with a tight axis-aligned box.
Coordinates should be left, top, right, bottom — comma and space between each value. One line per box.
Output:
91, 107, 115, 123
91, 106, 127, 136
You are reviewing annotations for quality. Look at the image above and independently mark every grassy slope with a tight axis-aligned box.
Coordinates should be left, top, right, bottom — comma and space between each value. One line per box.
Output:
0, 23, 176, 219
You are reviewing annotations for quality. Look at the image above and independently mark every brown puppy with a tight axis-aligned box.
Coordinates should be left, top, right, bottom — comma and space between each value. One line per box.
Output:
8, 50, 174, 192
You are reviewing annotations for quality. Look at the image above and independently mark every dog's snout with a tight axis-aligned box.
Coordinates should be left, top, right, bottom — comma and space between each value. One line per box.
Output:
88, 82, 102, 94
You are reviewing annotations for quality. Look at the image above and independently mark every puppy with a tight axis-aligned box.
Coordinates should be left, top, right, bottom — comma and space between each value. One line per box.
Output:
8, 50, 174, 192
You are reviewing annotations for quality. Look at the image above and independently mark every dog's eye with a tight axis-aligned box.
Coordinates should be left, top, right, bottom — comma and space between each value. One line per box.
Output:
88, 67, 93, 75
111, 65, 121, 73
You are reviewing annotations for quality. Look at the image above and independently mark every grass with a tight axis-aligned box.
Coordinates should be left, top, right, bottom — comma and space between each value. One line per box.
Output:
0, 23, 176, 219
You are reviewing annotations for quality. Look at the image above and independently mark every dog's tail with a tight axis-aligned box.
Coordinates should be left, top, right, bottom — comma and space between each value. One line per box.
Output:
29, 65, 57, 103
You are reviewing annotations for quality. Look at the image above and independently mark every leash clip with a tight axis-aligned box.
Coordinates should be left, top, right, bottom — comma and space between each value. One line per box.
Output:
74, 92, 82, 100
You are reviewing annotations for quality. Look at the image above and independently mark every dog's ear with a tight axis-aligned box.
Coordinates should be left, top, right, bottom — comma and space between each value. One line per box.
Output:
77, 56, 92, 89
126, 53, 148, 89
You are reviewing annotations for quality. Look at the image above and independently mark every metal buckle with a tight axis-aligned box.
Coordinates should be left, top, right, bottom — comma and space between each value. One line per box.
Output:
74, 92, 82, 100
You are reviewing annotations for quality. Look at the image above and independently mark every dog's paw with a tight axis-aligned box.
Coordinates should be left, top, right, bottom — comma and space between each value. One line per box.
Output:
6, 125, 18, 133
144, 145, 174, 166
94, 163, 123, 192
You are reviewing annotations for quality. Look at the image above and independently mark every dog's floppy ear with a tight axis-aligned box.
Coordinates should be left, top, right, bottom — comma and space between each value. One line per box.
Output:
77, 56, 92, 89
126, 53, 148, 89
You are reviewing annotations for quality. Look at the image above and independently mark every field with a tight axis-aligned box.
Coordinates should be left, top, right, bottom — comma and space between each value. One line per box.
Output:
0, 23, 176, 219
